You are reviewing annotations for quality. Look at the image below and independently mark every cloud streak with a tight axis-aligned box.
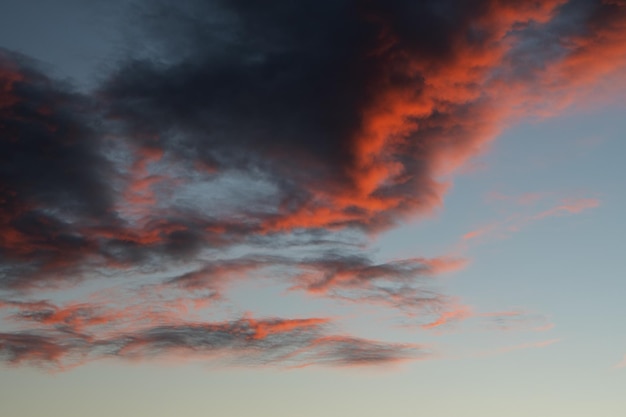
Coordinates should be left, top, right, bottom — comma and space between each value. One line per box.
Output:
461, 195, 600, 243
0, 311, 426, 370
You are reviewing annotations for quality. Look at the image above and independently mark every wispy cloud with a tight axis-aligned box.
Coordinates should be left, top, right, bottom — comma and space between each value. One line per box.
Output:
420, 305, 553, 333
473, 338, 561, 358
532, 198, 600, 220
462, 195, 600, 243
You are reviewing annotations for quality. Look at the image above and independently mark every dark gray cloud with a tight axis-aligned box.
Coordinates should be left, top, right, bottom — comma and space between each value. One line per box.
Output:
0, 332, 82, 366
1, 0, 620, 287
0, 313, 425, 369
99, 0, 620, 238
0, 49, 114, 288
0, 0, 624, 369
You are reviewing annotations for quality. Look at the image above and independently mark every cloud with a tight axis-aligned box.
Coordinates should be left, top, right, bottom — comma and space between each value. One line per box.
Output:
110, 319, 425, 368
479, 310, 554, 332
0, 295, 427, 369
153, 252, 469, 326
421, 304, 473, 330
0, 49, 114, 289
294, 336, 423, 368
163, 256, 278, 294
0, 297, 184, 336
461, 195, 600, 243
0, 332, 85, 368
286, 253, 467, 322
532, 198, 600, 219
1, 1, 621, 289
419, 306, 553, 333
472, 338, 561, 358
1, 0, 625, 369
0, 312, 426, 370
101, 0, 582, 237
293, 254, 466, 294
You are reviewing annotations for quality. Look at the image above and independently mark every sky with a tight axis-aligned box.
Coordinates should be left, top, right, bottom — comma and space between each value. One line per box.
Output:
0, 0, 625, 416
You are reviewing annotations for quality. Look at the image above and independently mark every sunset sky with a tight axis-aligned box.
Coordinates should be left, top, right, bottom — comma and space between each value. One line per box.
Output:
1, 1, 625, 416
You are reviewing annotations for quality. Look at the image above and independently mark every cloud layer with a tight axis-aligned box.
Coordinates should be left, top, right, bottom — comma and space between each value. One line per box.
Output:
1, 0, 625, 369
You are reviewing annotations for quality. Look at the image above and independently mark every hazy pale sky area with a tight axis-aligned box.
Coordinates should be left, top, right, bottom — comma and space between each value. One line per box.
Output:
1, 1, 625, 416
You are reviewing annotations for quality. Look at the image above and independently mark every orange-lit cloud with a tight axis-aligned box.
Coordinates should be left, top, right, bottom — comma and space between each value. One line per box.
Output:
1, 1, 620, 291
419, 305, 553, 333
533, 198, 601, 219
422, 304, 474, 330
0, 311, 425, 370
1, 0, 624, 371
461, 196, 600, 243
